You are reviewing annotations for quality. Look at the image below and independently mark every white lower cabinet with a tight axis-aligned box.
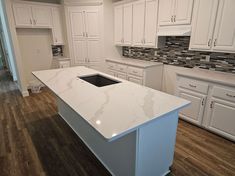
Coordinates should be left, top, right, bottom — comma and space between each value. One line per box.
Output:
176, 75, 235, 141
177, 89, 206, 125
106, 60, 163, 90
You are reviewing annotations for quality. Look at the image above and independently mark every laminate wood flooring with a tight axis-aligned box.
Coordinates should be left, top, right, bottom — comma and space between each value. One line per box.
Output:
0, 70, 235, 176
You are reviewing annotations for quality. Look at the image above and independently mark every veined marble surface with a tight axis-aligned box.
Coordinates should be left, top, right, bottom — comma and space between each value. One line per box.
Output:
33, 66, 189, 141
177, 67, 235, 87
106, 58, 163, 68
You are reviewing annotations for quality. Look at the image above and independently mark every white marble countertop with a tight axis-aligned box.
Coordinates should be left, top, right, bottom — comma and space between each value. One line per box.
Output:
33, 66, 189, 141
106, 58, 163, 68
177, 67, 235, 87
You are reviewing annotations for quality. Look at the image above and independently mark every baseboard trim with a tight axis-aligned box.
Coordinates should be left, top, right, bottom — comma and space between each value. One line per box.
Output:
21, 90, 29, 97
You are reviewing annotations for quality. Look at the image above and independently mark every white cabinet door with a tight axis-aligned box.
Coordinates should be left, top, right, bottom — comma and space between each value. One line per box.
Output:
212, 0, 235, 53
144, 0, 157, 47
132, 0, 145, 46
73, 39, 87, 65
52, 8, 64, 45
85, 9, 100, 39
206, 98, 235, 141
128, 76, 143, 85
174, 0, 194, 25
32, 5, 52, 28
189, 0, 219, 51
13, 3, 33, 27
114, 5, 123, 45
70, 10, 85, 39
87, 39, 101, 63
123, 3, 133, 45
178, 89, 206, 125
158, 0, 175, 26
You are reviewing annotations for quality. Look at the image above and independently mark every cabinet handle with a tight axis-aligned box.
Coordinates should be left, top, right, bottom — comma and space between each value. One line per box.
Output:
55, 38, 57, 42
210, 101, 214, 109
33, 19, 36, 25
226, 93, 235, 98
83, 32, 85, 37
86, 32, 88, 37
201, 98, 205, 106
214, 39, 217, 47
189, 84, 196, 88
171, 16, 173, 22
174, 15, 176, 22
208, 39, 212, 47
30, 19, 32, 24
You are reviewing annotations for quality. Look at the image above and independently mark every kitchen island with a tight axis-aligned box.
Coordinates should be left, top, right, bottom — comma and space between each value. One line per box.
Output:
33, 66, 189, 176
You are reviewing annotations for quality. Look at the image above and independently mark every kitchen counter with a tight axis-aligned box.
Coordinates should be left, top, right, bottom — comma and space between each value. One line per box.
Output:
33, 66, 189, 176
106, 58, 163, 68
177, 67, 235, 87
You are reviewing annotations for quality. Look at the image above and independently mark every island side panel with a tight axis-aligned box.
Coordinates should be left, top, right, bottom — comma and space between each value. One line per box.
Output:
57, 97, 137, 176
135, 111, 179, 176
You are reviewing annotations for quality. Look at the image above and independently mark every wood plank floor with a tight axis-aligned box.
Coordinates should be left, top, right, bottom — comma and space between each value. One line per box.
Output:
0, 70, 235, 176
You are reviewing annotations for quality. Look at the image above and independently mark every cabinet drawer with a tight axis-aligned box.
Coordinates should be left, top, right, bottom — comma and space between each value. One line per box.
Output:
178, 77, 209, 94
107, 62, 117, 70
127, 66, 143, 77
128, 76, 143, 85
116, 64, 127, 73
212, 87, 235, 103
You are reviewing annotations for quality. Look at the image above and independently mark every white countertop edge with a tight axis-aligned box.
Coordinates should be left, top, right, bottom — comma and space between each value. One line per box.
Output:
106, 58, 163, 68
176, 70, 235, 87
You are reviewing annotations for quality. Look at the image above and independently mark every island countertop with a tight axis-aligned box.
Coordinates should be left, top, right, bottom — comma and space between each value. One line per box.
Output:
33, 66, 189, 141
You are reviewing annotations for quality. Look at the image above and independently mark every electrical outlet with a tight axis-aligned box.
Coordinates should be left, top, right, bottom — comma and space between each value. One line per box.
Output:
154, 51, 157, 56
205, 55, 210, 62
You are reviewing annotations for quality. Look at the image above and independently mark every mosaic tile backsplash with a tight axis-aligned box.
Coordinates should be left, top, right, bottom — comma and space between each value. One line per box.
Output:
123, 37, 235, 74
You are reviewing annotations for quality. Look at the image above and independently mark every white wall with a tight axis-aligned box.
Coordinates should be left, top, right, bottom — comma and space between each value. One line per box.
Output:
17, 29, 53, 87
162, 65, 190, 95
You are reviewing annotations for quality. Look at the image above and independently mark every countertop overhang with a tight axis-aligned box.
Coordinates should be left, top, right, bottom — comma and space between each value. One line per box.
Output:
33, 66, 189, 141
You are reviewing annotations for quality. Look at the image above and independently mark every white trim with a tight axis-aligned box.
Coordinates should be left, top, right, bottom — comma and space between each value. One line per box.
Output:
21, 90, 29, 97
12, 0, 61, 7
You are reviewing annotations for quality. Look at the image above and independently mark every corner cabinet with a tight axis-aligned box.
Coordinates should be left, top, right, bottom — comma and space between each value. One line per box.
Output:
66, 6, 102, 69
51, 7, 64, 45
158, 0, 194, 26
176, 75, 235, 141
190, 0, 235, 53
114, 0, 159, 48
106, 60, 163, 90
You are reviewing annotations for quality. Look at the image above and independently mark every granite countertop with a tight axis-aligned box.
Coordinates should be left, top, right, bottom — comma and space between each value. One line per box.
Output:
33, 66, 189, 141
106, 58, 163, 68
177, 67, 235, 87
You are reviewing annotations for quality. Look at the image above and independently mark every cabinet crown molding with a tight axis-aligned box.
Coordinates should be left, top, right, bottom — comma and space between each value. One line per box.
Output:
62, 0, 103, 6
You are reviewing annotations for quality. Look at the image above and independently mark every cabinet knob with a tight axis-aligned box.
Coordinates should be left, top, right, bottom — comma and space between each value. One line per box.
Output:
210, 101, 214, 109
226, 93, 235, 98
174, 15, 176, 22
214, 39, 217, 47
189, 84, 196, 88
208, 39, 212, 47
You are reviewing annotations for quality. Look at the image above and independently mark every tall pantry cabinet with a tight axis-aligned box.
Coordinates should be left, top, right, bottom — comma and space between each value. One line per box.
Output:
65, 5, 103, 69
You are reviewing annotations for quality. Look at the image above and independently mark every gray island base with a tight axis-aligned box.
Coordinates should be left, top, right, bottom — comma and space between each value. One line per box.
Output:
58, 97, 179, 176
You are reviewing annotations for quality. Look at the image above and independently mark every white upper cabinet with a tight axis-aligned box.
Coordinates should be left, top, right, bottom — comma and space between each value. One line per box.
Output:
132, 0, 145, 46
85, 9, 100, 39
212, 0, 235, 52
13, 2, 53, 28
190, 0, 235, 53
189, 0, 219, 50
52, 7, 64, 45
144, 0, 158, 47
158, 0, 193, 26
114, 4, 123, 45
13, 3, 33, 27
174, 0, 194, 25
70, 10, 85, 38
31, 5, 52, 28
114, 3, 132, 46
158, 0, 175, 26
123, 3, 133, 45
